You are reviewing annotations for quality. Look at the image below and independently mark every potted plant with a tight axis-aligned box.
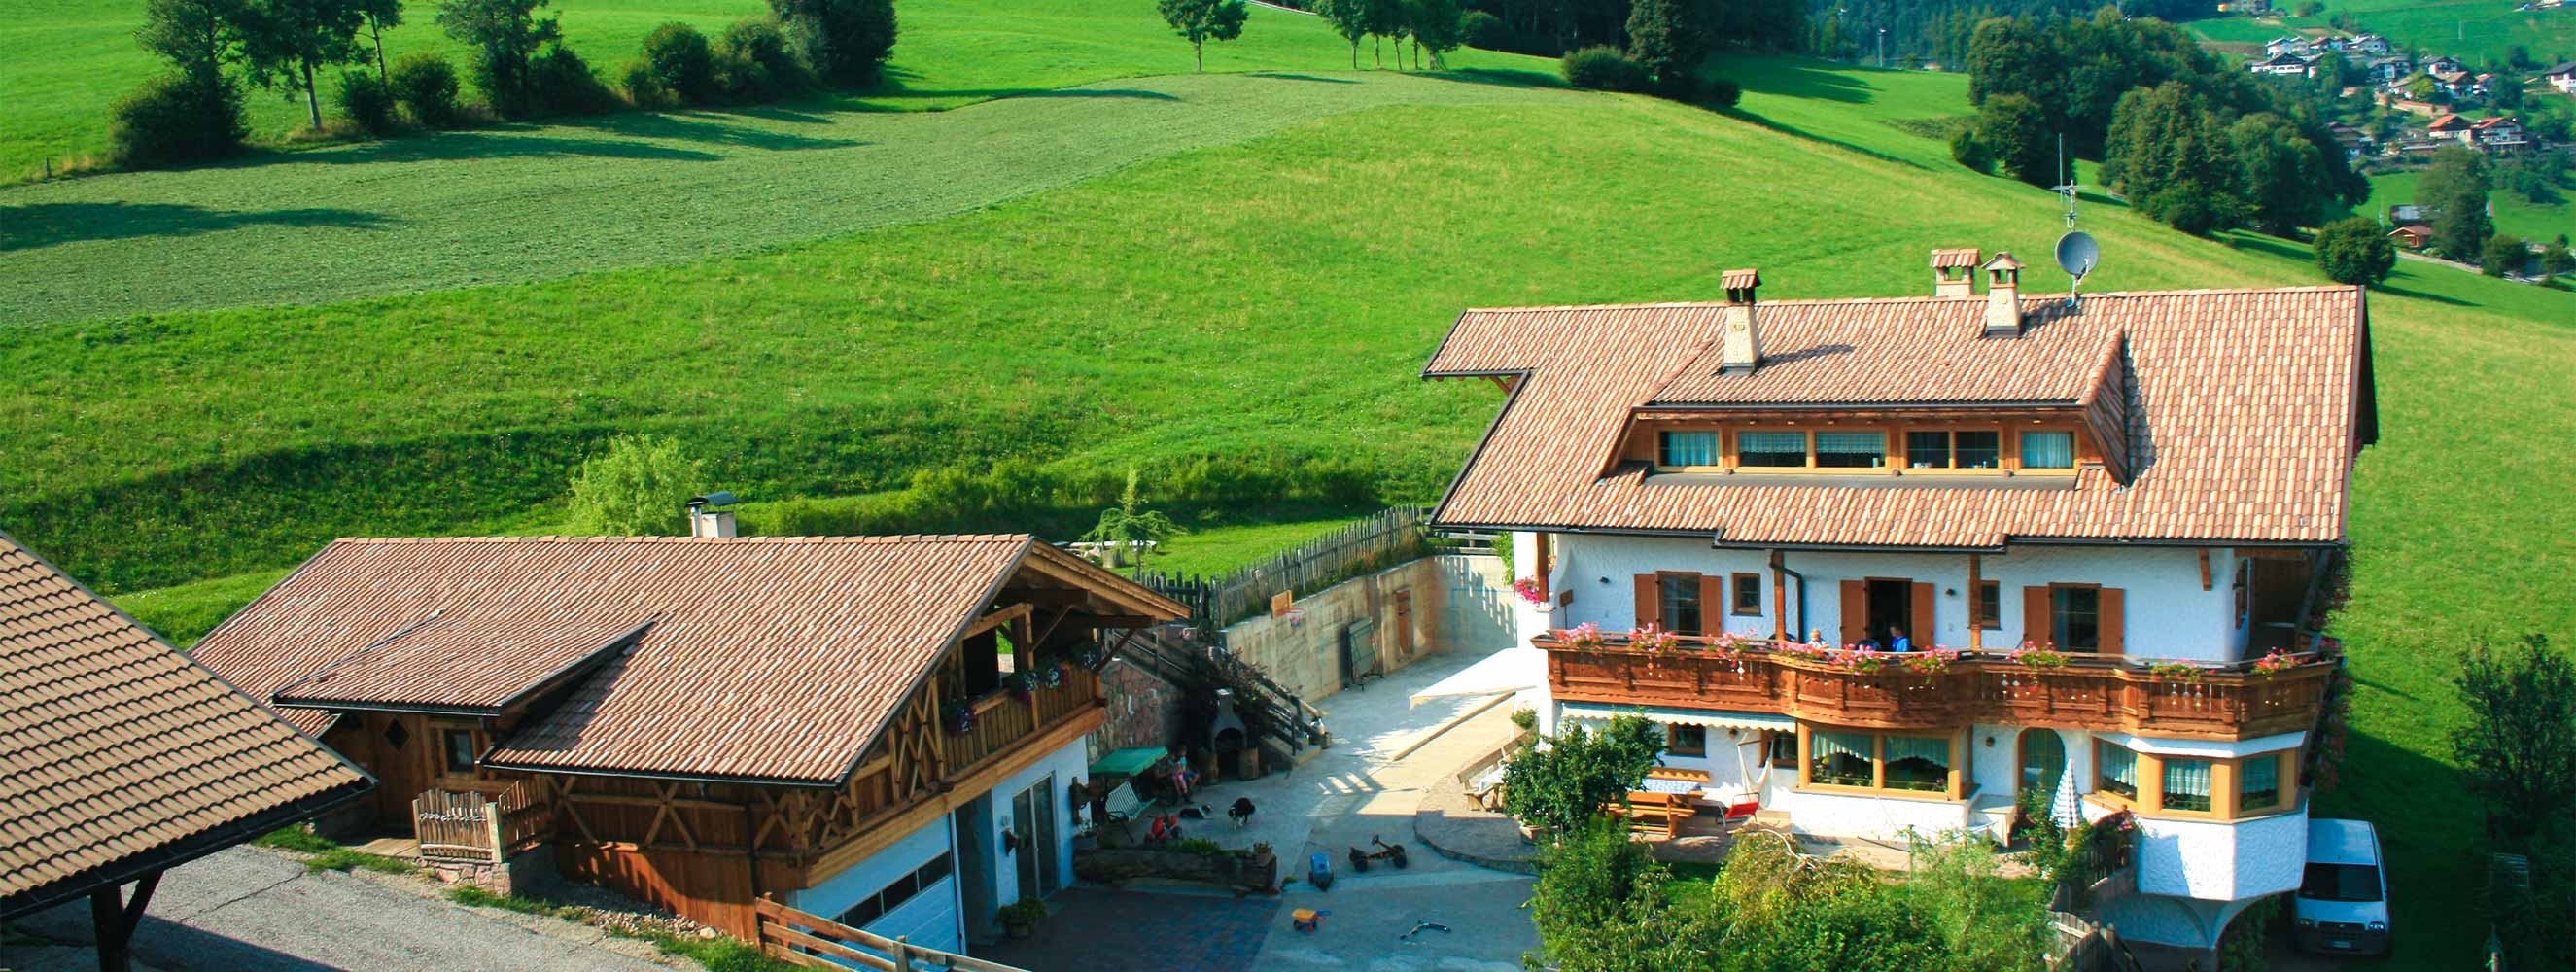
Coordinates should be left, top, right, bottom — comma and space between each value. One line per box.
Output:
2006, 641, 2069, 669
1512, 575, 1548, 606
1629, 624, 1678, 657
997, 898, 1047, 939
1551, 622, 1604, 650
2146, 660, 2206, 683
944, 699, 977, 736
2251, 647, 2308, 677
1900, 646, 1960, 676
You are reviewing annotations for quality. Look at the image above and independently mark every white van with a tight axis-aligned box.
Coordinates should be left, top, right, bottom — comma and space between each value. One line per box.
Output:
2294, 818, 2391, 955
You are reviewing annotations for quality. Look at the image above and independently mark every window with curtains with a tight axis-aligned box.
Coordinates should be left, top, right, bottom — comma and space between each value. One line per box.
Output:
1667, 724, 1708, 757
1810, 731, 1875, 787
1659, 431, 1721, 468
2097, 743, 2139, 800
1659, 573, 1704, 636
2241, 753, 2282, 811
2162, 758, 2214, 812
1815, 432, 1887, 469
1737, 431, 1808, 468
1881, 736, 1952, 792
2052, 586, 2102, 652
2020, 431, 2075, 469
1902, 430, 2002, 469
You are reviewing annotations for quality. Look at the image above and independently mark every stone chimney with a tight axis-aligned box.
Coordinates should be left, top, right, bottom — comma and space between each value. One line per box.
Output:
1717, 268, 1762, 374
1931, 248, 1980, 297
1981, 252, 2025, 336
686, 492, 739, 538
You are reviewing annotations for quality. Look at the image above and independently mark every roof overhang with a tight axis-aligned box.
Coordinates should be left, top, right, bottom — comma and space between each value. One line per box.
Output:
1560, 702, 1797, 732
270, 619, 652, 717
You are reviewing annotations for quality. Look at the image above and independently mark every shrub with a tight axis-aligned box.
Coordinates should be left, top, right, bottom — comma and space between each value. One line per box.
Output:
1950, 128, 1994, 174
333, 71, 399, 136
1702, 76, 1740, 109
528, 43, 621, 115
716, 17, 806, 102
1457, 10, 1503, 48
1560, 46, 1647, 92
2313, 217, 2396, 287
567, 435, 706, 536
641, 22, 718, 104
621, 58, 666, 107
770, 0, 898, 87
389, 52, 463, 127
2484, 234, 2528, 278
108, 73, 247, 169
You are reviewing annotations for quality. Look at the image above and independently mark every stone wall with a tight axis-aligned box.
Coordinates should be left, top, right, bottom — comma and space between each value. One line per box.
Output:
1218, 554, 1513, 705
1097, 655, 1183, 751
423, 843, 559, 899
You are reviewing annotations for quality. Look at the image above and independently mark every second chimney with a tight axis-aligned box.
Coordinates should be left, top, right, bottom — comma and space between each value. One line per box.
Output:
1931, 248, 1980, 297
1980, 252, 2025, 336
1717, 267, 1762, 374
686, 492, 740, 538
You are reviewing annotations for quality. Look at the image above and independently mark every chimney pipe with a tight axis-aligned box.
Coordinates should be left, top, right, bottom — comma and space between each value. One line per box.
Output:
1931, 248, 1980, 297
1980, 253, 2025, 336
686, 492, 740, 538
1717, 267, 1762, 374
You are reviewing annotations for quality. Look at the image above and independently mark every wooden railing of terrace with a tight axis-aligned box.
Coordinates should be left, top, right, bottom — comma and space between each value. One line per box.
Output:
1541, 636, 2332, 741
753, 897, 1030, 971
412, 779, 552, 861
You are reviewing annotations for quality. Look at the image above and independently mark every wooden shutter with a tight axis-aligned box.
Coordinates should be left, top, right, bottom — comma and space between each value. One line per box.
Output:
2099, 587, 2126, 656
1839, 580, 1865, 646
1698, 574, 1724, 636
1910, 582, 1936, 646
2023, 586, 2051, 649
1635, 574, 1659, 628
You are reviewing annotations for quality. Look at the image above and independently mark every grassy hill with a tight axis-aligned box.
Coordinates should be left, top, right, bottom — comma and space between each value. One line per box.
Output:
2226, 2, 2576, 67
3, 1, 2570, 964
2363, 168, 2575, 244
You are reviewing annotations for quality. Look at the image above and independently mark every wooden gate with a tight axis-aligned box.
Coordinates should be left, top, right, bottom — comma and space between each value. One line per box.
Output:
752, 897, 1030, 972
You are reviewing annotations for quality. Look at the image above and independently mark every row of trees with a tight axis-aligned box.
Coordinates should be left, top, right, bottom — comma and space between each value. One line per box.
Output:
114, 0, 896, 170
1312, 0, 1473, 70
1462, 0, 1800, 61
1948, 11, 2367, 238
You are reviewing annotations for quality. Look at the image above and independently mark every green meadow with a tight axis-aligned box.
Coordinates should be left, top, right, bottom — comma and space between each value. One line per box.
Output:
2362, 167, 2575, 244
2, 0, 2568, 963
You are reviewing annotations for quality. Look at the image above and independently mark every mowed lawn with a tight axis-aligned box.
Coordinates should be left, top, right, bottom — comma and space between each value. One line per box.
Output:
2, 50, 2569, 970
2360, 168, 2575, 246
2271, 0, 2576, 66
0, 0, 1535, 183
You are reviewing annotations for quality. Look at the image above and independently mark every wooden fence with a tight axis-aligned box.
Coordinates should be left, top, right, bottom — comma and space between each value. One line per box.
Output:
412, 780, 551, 862
1136, 505, 1431, 632
753, 897, 1029, 972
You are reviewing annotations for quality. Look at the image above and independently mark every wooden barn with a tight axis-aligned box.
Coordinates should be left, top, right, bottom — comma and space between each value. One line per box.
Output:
189, 534, 1186, 955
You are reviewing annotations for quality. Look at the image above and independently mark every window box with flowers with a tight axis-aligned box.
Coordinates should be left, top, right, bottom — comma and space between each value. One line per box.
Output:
1512, 576, 1549, 607
2007, 641, 2069, 669
1551, 623, 1605, 650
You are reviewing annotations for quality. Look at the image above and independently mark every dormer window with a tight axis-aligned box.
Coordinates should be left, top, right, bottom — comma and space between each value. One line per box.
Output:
1815, 432, 1886, 469
1904, 430, 2001, 470
1658, 431, 1721, 469
1736, 431, 1806, 468
2020, 431, 2075, 469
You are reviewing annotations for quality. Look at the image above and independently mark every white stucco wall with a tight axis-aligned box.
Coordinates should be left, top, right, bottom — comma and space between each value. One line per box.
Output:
1779, 787, 1973, 842
1541, 534, 2244, 663
975, 738, 1092, 914
2105, 805, 2309, 902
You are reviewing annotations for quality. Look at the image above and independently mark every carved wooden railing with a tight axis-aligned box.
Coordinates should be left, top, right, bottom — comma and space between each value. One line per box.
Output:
414, 778, 552, 861
1540, 636, 2332, 741
941, 668, 1099, 781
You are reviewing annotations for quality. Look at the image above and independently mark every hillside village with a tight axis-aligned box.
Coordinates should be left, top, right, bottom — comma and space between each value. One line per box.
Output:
2, 1, 2573, 972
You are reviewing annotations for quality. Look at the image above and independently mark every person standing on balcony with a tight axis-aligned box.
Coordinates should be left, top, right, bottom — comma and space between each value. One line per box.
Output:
1886, 626, 1912, 653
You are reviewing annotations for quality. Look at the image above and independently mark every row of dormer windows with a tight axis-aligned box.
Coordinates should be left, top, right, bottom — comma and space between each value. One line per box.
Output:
1654, 427, 2079, 473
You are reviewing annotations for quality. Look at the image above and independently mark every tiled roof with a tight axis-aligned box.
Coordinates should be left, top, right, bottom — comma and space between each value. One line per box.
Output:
1421, 285, 2371, 547
1, 532, 367, 912
1930, 248, 1981, 269
272, 611, 651, 713
191, 536, 1184, 783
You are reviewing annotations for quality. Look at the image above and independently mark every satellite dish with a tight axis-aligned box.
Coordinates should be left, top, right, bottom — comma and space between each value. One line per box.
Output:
2055, 231, 2100, 279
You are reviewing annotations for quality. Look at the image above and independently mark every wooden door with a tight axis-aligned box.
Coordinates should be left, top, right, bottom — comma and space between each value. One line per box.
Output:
1391, 588, 1414, 659
369, 712, 433, 828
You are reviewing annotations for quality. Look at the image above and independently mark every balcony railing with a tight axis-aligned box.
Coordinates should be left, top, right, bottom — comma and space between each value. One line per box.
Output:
942, 667, 1100, 778
1538, 635, 2332, 740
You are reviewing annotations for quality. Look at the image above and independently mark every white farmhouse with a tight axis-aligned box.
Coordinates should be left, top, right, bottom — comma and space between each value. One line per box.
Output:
1419, 251, 2372, 963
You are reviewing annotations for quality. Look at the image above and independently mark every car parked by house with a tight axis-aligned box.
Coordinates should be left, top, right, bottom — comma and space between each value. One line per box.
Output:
2295, 818, 2392, 955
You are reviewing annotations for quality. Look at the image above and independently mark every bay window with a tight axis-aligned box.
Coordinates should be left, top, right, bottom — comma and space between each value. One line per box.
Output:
2097, 742, 2139, 800
1809, 731, 1875, 787
1803, 727, 1966, 797
2240, 753, 2283, 811
2090, 745, 2298, 818
2162, 758, 2214, 812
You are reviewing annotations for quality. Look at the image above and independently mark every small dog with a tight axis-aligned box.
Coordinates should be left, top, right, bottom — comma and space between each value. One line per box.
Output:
1228, 797, 1257, 828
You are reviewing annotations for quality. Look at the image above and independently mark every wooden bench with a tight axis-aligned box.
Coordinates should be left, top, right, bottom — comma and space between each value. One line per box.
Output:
1616, 791, 1696, 841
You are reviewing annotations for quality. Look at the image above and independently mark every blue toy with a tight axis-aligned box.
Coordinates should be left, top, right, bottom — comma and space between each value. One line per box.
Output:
1308, 851, 1335, 890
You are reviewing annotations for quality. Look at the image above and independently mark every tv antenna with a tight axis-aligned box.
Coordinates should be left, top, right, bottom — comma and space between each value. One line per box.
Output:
2049, 137, 2098, 310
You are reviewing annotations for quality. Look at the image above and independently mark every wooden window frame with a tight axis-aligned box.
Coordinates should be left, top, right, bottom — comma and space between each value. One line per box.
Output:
1666, 724, 1709, 757
2049, 582, 2106, 653
2158, 757, 2218, 816
2016, 428, 2080, 471
1731, 573, 1763, 616
1655, 429, 1727, 472
1731, 428, 1814, 470
1974, 580, 2002, 630
1899, 427, 2008, 474
2093, 740, 2141, 806
1655, 571, 1706, 636
1765, 730, 1798, 768
1795, 723, 1969, 802
2087, 744, 2302, 821
436, 725, 480, 780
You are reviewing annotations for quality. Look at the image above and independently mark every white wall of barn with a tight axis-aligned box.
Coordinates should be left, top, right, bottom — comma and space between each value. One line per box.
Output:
1517, 533, 2248, 663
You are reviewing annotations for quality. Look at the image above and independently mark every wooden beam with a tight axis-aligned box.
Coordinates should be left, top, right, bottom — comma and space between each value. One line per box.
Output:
803, 707, 1105, 884
1967, 554, 1984, 651
1000, 589, 1099, 607
1031, 607, 1074, 646
958, 603, 1032, 641
2198, 549, 2213, 591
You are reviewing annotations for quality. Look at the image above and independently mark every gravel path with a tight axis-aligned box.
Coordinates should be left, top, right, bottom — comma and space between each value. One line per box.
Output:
0, 848, 683, 972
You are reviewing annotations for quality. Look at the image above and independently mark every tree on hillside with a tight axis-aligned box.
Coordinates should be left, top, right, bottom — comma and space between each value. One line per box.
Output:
1623, 0, 1705, 96
2104, 82, 2242, 235
2454, 634, 2576, 846
357, 0, 400, 81
2419, 146, 2494, 260
2229, 112, 2327, 237
1156, 0, 1248, 71
121, 0, 253, 167
2484, 234, 2528, 278
436, 0, 561, 119
1316, 0, 1370, 67
1970, 93, 2055, 187
1405, 0, 1463, 70
641, 22, 718, 103
140, 0, 248, 86
2313, 218, 2396, 287
238, 0, 371, 130
1501, 714, 1663, 837
768, 0, 896, 87
1363, 0, 1405, 67
567, 434, 706, 536
1081, 469, 1182, 576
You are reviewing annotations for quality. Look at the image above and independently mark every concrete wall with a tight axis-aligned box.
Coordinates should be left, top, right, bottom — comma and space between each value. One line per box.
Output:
1219, 554, 1514, 704
1535, 534, 2249, 664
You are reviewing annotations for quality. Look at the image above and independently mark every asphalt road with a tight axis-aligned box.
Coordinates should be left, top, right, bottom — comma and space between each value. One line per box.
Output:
1, 848, 679, 972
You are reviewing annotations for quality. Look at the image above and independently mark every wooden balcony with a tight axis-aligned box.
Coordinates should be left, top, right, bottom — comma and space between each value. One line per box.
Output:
942, 667, 1100, 778
1540, 636, 2331, 741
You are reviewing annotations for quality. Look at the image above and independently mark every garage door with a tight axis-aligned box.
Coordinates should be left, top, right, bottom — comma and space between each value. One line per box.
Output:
866, 875, 962, 955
